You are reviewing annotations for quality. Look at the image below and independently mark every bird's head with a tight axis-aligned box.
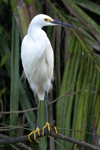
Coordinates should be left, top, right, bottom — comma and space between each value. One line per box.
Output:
30, 14, 76, 28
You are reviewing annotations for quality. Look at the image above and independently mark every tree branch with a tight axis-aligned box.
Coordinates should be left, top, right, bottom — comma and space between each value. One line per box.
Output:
0, 133, 34, 150
0, 121, 99, 150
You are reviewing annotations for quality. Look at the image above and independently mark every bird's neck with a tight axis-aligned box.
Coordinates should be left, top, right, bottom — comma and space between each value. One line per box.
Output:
28, 25, 45, 42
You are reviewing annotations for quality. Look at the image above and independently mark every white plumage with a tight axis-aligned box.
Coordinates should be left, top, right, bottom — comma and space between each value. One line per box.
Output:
21, 14, 54, 100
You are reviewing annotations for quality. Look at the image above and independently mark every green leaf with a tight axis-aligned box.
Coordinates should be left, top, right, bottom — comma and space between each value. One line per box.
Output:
76, 0, 100, 15
24, 0, 33, 5
1, 0, 8, 4
39, 101, 46, 129
0, 54, 9, 67
39, 101, 47, 150
10, 16, 20, 137
0, 88, 6, 98
0, 26, 3, 34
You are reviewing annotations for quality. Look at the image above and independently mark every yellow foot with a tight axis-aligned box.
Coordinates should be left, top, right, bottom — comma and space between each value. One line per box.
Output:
42, 122, 50, 135
28, 127, 41, 143
54, 126, 57, 134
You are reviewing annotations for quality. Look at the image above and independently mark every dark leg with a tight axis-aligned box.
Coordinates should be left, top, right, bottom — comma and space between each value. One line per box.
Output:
42, 91, 50, 135
36, 94, 39, 127
42, 91, 57, 135
28, 94, 41, 143
44, 91, 48, 123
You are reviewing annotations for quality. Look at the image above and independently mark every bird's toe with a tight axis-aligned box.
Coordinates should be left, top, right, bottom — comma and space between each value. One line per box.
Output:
28, 127, 41, 143
54, 126, 57, 134
42, 122, 50, 135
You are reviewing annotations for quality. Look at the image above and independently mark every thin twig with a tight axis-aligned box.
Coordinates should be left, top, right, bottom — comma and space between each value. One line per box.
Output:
48, 84, 90, 105
57, 128, 100, 137
0, 84, 89, 115
10, 144, 19, 150
48, 135, 66, 150
0, 107, 37, 114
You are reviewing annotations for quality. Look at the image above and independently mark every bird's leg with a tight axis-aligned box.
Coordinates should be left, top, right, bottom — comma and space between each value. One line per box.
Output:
42, 91, 50, 135
36, 94, 42, 140
42, 91, 57, 135
36, 94, 39, 128
28, 94, 41, 143
45, 91, 49, 123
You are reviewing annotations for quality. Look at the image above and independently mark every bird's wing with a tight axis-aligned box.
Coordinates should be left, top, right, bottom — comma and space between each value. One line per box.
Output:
21, 34, 47, 80
45, 39, 54, 81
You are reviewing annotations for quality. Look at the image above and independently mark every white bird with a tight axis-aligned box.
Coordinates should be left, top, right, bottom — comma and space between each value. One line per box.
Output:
21, 14, 75, 143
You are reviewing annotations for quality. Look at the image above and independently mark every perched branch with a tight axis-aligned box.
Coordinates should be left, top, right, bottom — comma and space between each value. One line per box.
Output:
0, 121, 99, 150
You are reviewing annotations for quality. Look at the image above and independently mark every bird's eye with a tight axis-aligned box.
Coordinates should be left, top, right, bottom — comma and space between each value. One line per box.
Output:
44, 19, 48, 22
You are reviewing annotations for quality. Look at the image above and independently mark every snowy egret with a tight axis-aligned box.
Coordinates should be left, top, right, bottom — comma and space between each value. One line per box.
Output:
21, 14, 75, 143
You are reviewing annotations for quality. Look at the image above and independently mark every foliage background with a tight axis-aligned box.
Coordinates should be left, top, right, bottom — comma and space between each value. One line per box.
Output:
0, 0, 100, 150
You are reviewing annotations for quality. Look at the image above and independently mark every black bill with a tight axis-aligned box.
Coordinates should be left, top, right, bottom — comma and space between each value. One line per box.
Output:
50, 20, 76, 28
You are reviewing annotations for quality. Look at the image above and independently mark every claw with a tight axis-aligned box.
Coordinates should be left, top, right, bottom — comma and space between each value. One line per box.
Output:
42, 122, 50, 135
28, 127, 41, 143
